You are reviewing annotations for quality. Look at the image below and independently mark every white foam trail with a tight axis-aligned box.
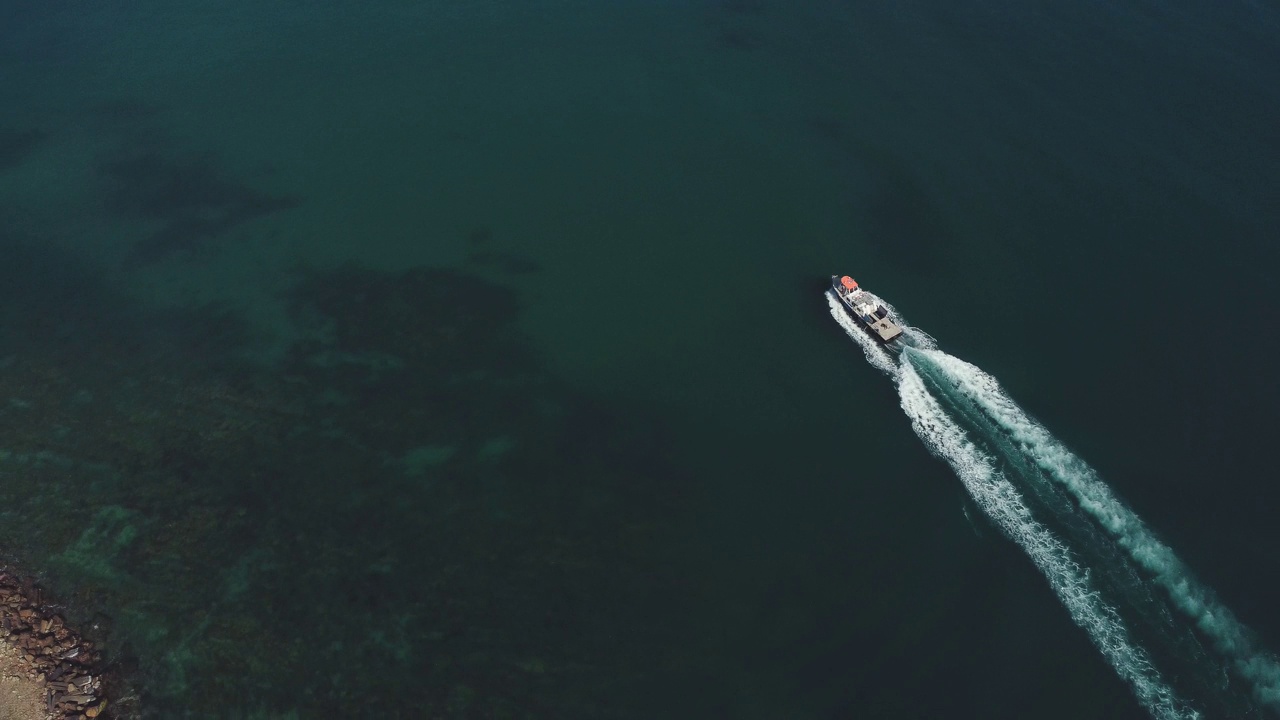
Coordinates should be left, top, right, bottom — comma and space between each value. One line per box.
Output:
913, 348, 1280, 710
898, 363, 1197, 720
827, 291, 898, 379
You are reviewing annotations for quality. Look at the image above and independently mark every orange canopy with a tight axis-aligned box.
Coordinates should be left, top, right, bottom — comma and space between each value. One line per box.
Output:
840, 276, 858, 290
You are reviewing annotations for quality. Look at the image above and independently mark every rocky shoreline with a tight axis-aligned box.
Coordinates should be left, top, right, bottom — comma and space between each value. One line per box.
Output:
0, 571, 116, 719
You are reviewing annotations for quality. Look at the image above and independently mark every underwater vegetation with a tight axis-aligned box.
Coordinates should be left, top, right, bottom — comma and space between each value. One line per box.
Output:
97, 152, 299, 265
0, 236, 691, 718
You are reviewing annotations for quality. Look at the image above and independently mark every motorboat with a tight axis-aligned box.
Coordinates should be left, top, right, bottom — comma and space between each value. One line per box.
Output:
831, 275, 903, 343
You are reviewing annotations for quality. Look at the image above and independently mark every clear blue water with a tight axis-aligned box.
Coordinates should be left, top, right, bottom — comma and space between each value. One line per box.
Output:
1, 1, 1278, 717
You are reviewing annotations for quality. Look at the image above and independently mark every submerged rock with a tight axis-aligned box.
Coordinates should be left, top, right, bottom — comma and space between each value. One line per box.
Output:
0, 260, 690, 718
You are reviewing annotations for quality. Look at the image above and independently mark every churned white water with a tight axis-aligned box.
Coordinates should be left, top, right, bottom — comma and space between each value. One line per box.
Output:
909, 348, 1280, 710
827, 290, 1280, 716
897, 362, 1197, 720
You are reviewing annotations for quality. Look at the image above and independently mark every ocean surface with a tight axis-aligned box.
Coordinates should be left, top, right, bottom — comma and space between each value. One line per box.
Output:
2, 0, 1278, 717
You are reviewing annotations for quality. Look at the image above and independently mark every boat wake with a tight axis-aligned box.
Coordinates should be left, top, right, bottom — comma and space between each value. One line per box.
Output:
828, 290, 1280, 719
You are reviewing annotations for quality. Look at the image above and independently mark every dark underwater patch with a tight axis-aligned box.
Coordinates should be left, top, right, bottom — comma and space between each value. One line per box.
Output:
0, 229, 261, 371
98, 152, 299, 264
0, 128, 46, 171
0, 259, 694, 717
0, 230, 126, 352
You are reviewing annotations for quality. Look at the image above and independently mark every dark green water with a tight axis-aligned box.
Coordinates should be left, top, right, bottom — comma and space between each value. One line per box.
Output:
1, 1, 1278, 717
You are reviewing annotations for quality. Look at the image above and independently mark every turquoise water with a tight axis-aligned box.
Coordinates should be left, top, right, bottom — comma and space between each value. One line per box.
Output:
2, 1, 1278, 717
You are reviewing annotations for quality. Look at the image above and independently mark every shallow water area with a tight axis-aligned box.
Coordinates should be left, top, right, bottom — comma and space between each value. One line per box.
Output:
2, 0, 1279, 718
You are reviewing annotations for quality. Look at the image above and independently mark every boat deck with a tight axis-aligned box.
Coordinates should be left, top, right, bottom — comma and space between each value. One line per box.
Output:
866, 316, 903, 342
